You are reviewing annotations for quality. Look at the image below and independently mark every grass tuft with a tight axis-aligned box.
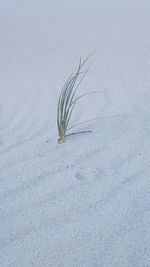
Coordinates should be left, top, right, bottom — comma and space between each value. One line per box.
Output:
57, 56, 96, 143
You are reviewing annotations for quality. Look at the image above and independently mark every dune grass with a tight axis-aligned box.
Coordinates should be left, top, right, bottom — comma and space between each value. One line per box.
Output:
57, 56, 96, 143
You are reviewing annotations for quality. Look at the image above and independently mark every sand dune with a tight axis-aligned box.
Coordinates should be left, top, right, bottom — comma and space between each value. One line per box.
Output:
0, 1, 150, 266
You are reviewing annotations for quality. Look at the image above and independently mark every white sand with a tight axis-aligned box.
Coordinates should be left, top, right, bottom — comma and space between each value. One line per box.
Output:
0, 1, 150, 266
